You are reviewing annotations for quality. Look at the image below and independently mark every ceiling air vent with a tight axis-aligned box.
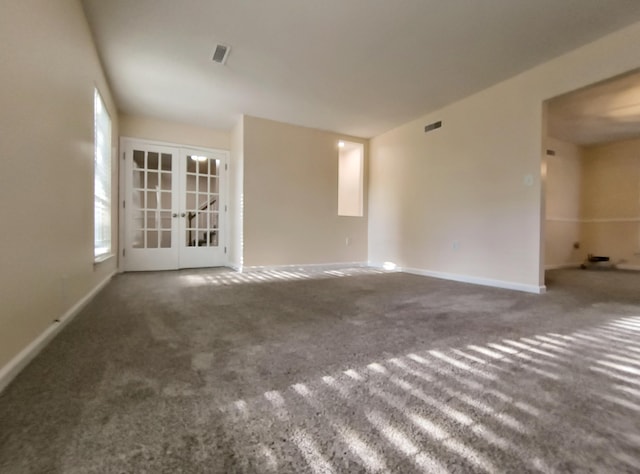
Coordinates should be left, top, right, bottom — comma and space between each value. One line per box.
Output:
424, 121, 442, 133
212, 44, 231, 65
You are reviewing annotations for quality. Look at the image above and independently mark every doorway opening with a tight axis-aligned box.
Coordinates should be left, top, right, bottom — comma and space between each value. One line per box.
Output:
542, 69, 640, 287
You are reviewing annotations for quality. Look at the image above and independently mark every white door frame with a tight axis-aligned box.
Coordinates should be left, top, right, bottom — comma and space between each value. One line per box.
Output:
118, 137, 230, 272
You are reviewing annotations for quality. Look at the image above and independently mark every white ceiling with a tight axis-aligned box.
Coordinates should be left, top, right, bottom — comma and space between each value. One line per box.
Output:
81, 0, 640, 138
547, 70, 640, 146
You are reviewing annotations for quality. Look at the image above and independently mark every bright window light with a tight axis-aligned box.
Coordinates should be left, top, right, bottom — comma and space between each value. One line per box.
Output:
94, 89, 112, 260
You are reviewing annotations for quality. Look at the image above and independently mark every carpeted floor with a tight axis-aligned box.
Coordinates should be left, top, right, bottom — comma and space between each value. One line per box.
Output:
1, 267, 639, 473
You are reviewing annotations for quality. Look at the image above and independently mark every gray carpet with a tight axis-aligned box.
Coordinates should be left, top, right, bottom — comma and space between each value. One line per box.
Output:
1, 267, 640, 473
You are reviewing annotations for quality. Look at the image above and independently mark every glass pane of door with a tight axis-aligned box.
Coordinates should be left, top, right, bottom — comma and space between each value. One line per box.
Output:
185, 154, 220, 248
131, 148, 173, 249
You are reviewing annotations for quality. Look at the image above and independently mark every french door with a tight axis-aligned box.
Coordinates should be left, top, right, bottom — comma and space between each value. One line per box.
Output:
122, 139, 227, 271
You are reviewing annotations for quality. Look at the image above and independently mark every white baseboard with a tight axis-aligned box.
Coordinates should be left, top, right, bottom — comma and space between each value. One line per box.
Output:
616, 263, 640, 271
545, 263, 582, 270
401, 266, 546, 294
546, 216, 640, 223
240, 261, 368, 273
0, 271, 115, 394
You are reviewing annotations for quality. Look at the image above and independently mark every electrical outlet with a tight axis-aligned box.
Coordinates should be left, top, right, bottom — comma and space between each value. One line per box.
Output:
523, 174, 534, 186
452, 240, 460, 251
345, 237, 351, 246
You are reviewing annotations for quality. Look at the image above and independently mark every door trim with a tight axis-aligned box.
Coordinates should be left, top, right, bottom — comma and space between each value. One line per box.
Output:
118, 137, 230, 272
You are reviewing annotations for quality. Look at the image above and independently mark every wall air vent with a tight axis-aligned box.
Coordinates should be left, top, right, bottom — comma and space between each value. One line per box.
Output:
546, 149, 556, 156
212, 44, 231, 65
424, 121, 442, 133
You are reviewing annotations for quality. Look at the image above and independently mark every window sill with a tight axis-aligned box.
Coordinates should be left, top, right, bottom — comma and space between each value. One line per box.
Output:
94, 253, 115, 264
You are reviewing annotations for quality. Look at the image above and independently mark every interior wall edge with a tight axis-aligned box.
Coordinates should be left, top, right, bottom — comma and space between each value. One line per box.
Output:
0, 271, 115, 395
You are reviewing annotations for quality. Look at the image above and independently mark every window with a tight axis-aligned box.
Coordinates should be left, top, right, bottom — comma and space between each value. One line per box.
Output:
94, 89, 112, 259
338, 141, 364, 217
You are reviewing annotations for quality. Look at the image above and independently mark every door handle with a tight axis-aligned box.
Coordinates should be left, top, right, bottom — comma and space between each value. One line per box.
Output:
181, 213, 186, 217
172, 213, 178, 218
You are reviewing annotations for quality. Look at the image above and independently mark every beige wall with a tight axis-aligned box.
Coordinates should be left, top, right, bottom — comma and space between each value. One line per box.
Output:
544, 138, 584, 268
581, 138, 640, 268
119, 114, 230, 150
242, 116, 368, 267
369, 21, 640, 290
0, 0, 119, 369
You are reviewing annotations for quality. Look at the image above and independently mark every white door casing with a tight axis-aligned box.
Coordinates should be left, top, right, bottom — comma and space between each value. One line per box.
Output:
121, 138, 228, 271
